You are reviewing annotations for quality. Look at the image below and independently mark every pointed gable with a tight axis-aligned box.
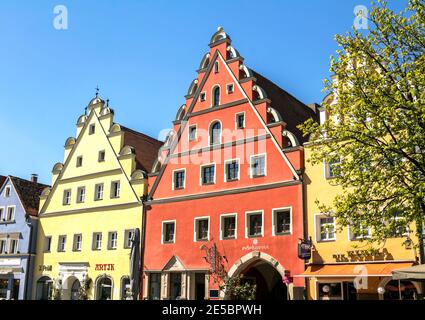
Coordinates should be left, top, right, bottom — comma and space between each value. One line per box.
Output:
162, 255, 186, 271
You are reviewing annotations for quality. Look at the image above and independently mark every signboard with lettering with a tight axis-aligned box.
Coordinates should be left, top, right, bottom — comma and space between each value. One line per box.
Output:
95, 264, 115, 271
298, 239, 312, 260
39, 265, 52, 272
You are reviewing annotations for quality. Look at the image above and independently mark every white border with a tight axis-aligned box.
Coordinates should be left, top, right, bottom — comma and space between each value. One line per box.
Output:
211, 84, 221, 107
249, 153, 267, 178
188, 124, 197, 141
245, 210, 264, 238
235, 111, 246, 130
193, 216, 210, 242
224, 158, 240, 182
314, 213, 336, 242
220, 213, 238, 240
6, 205, 16, 221
172, 168, 186, 190
200, 162, 216, 186
272, 207, 293, 236
226, 82, 234, 94
161, 220, 176, 244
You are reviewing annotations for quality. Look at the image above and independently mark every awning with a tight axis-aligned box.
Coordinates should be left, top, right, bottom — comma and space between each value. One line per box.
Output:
296, 262, 414, 278
392, 264, 425, 280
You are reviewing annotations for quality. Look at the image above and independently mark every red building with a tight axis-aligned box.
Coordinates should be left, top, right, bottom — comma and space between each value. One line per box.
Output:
142, 27, 318, 300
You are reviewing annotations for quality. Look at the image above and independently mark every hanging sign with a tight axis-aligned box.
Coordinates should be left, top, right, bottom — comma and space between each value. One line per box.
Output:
298, 238, 312, 260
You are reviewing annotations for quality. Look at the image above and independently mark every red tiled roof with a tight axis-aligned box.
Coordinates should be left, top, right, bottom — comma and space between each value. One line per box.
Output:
120, 126, 164, 172
9, 176, 50, 217
0, 175, 6, 188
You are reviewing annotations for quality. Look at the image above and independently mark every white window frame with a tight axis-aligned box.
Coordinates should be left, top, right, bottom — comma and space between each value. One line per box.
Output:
44, 236, 52, 252
4, 186, 11, 198
272, 207, 293, 236
93, 232, 102, 250
9, 238, 19, 254
172, 169, 186, 190
220, 213, 238, 240
94, 183, 104, 201
58, 235, 67, 252
124, 229, 135, 249
349, 224, 372, 241
194, 216, 210, 242
0, 206, 5, 221
250, 154, 267, 178
6, 205, 16, 221
199, 92, 206, 102
188, 124, 197, 141
73, 234, 82, 251
245, 210, 264, 238
314, 214, 337, 242
211, 85, 221, 107
161, 220, 176, 244
324, 158, 342, 180
108, 231, 118, 250
209, 119, 222, 145
226, 83, 234, 94
200, 163, 216, 185
235, 112, 246, 129
77, 187, 85, 203
0, 238, 7, 254
110, 181, 121, 199
224, 158, 240, 182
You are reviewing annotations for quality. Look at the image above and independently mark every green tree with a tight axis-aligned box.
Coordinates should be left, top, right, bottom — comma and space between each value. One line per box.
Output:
300, 0, 425, 259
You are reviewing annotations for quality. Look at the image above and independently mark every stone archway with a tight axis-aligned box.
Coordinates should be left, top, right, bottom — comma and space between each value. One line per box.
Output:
226, 251, 289, 300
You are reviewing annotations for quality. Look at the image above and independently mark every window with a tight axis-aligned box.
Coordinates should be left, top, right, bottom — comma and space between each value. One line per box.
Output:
325, 158, 342, 179
96, 276, 112, 300
89, 124, 96, 135
44, 236, 52, 252
170, 273, 182, 300
389, 212, 408, 238
111, 181, 120, 198
73, 234, 82, 251
246, 212, 263, 238
201, 165, 215, 185
149, 273, 161, 300
124, 229, 135, 249
162, 221, 175, 244
226, 83, 234, 94
173, 170, 185, 190
225, 160, 239, 182
6, 207, 15, 221
92, 233, 102, 250
121, 277, 131, 300
0, 239, 6, 254
200, 92, 206, 102
318, 283, 343, 300
251, 154, 266, 177
108, 232, 118, 250
0, 208, 4, 221
350, 224, 372, 241
63, 190, 71, 205
273, 209, 292, 235
210, 121, 221, 145
95, 184, 104, 200
5, 187, 11, 198
236, 113, 245, 129
98, 150, 106, 162
9, 239, 18, 254
58, 235, 66, 252
76, 156, 83, 167
317, 216, 336, 241
212, 87, 220, 107
221, 215, 236, 240
77, 187, 85, 203
189, 125, 197, 141
214, 61, 219, 73
194, 218, 209, 241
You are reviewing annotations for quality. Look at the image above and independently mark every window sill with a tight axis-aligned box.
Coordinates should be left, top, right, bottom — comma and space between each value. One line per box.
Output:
163, 241, 175, 245
225, 179, 239, 183
195, 239, 209, 242
201, 182, 215, 186
222, 237, 236, 241
247, 235, 263, 238
108, 248, 117, 251
275, 232, 291, 236
174, 187, 185, 191
317, 239, 336, 243
252, 174, 266, 178
110, 196, 120, 199
0, 220, 16, 225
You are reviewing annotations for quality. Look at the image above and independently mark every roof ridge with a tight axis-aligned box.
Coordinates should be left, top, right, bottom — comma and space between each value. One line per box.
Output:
120, 125, 163, 144
9, 175, 50, 188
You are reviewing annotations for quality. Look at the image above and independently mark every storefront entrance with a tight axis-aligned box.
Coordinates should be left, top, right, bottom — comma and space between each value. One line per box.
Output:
71, 279, 81, 300
36, 276, 53, 300
96, 276, 113, 300
384, 280, 418, 300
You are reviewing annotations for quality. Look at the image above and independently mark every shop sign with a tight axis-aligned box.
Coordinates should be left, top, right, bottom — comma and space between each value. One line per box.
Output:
95, 264, 115, 271
298, 238, 312, 260
39, 265, 52, 272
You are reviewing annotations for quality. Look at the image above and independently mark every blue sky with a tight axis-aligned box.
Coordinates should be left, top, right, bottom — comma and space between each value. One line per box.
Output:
0, 0, 407, 184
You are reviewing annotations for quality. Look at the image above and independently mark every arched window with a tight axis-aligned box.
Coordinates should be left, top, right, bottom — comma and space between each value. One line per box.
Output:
71, 279, 81, 300
212, 87, 220, 107
121, 277, 131, 300
36, 276, 53, 300
96, 276, 113, 300
210, 121, 222, 145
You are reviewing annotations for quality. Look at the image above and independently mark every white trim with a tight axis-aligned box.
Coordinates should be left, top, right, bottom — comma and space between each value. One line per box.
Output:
214, 61, 219, 73
235, 112, 246, 130
245, 210, 264, 238
8, 238, 19, 254
200, 162, 217, 186
314, 213, 336, 242
199, 92, 206, 102
161, 220, 176, 244
193, 216, 210, 242
348, 224, 372, 241
217, 51, 300, 180
172, 168, 186, 190
188, 124, 197, 141
249, 153, 267, 178
224, 158, 240, 182
208, 119, 223, 146
0, 206, 5, 221
4, 186, 11, 198
220, 213, 238, 240
5, 205, 16, 222
272, 207, 293, 236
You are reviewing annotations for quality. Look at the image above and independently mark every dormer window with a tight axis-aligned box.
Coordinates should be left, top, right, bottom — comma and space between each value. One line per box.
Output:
212, 87, 220, 107
214, 61, 219, 73
89, 124, 96, 135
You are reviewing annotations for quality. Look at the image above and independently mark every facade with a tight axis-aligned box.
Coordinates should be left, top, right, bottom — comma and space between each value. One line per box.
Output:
0, 175, 48, 300
32, 95, 162, 300
141, 28, 318, 300
299, 96, 421, 300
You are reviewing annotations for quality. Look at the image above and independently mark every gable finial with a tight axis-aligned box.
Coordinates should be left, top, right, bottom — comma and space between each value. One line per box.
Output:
106, 98, 110, 107
95, 85, 100, 97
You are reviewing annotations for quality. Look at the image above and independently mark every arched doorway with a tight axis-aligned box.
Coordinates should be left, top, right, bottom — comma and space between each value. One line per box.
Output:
96, 276, 113, 300
70, 279, 81, 300
36, 276, 53, 300
384, 280, 418, 300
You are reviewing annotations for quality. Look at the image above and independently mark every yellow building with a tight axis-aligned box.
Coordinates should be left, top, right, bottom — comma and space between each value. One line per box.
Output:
300, 101, 422, 300
32, 94, 162, 300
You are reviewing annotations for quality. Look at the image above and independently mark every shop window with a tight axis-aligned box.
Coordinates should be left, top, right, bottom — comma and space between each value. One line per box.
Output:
149, 273, 161, 300
318, 283, 343, 300
12, 279, 20, 300
36, 277, 53, 300
121, 277, 131, 300
0, 279, 8, 299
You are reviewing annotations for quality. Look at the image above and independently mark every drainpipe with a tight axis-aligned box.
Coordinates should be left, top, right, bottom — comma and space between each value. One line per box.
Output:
24, 214, 34, 300
139, 193, 150, 300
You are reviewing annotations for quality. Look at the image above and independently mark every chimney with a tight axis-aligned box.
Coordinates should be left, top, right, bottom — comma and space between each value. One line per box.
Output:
31, 174, 38, 183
